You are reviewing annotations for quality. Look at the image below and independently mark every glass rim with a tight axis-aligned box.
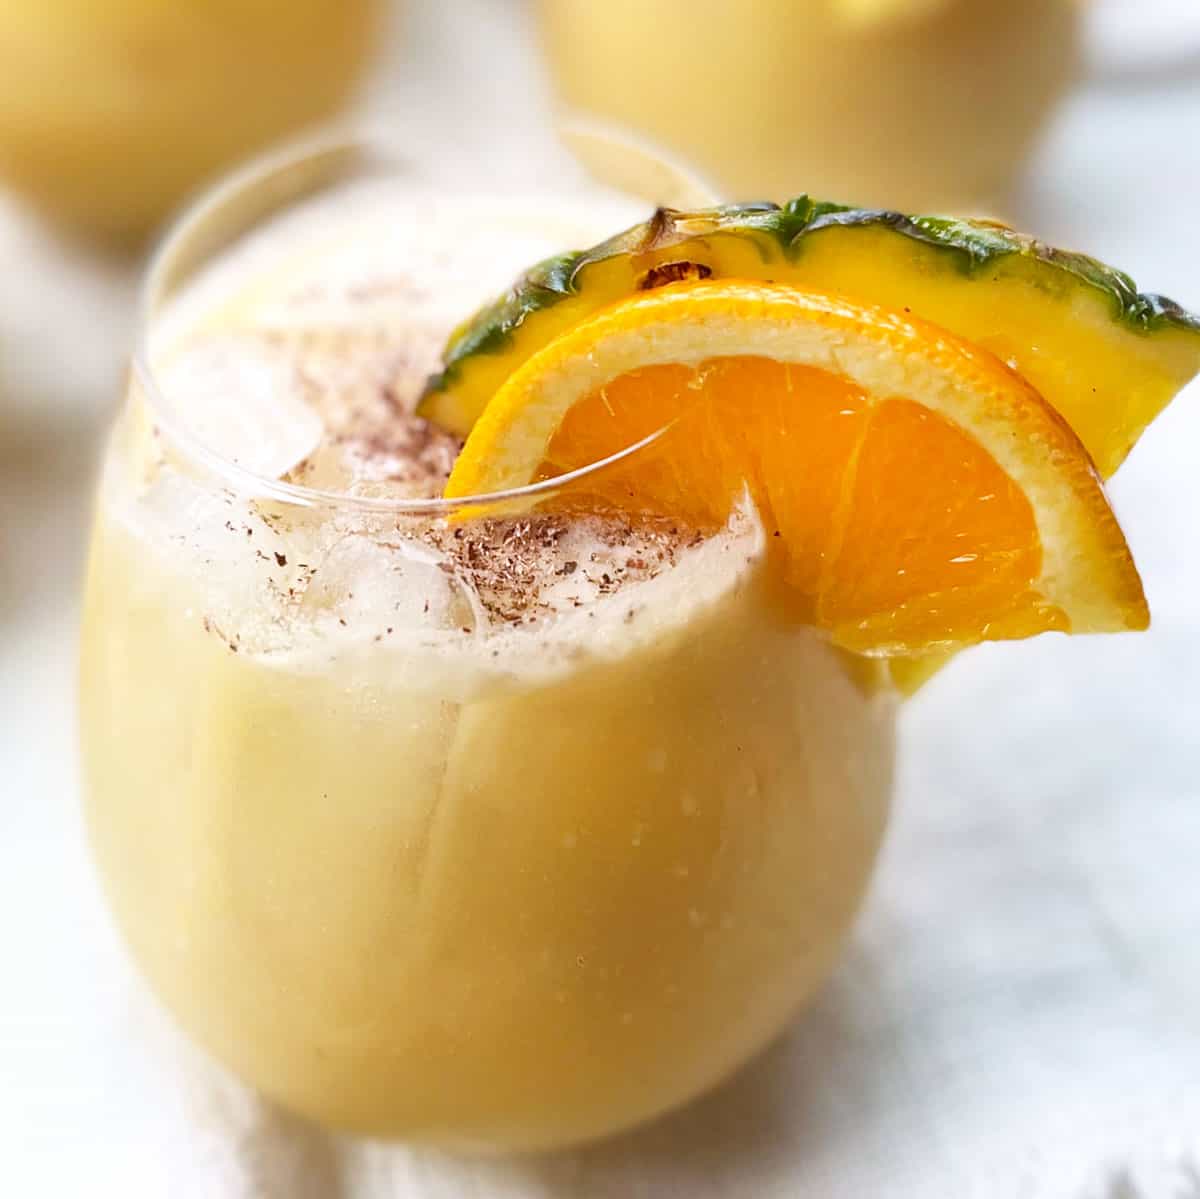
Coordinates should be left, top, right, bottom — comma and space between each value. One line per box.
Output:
130, 124, 705, 516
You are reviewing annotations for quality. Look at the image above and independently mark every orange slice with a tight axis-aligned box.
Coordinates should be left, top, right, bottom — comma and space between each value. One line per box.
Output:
446, 280, 1147, 657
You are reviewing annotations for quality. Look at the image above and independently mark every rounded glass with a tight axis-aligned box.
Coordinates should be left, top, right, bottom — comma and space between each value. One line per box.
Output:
79, 134, 896, 1152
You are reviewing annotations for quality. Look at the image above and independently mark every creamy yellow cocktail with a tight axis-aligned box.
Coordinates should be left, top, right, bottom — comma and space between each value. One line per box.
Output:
80, 146, 895, 1149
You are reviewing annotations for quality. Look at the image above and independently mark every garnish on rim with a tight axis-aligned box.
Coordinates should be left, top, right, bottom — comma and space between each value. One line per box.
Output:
425, 196, 1200, 680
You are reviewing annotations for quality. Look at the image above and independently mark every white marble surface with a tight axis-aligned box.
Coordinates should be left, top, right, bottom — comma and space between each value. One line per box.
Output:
3, 2, 1200, 1196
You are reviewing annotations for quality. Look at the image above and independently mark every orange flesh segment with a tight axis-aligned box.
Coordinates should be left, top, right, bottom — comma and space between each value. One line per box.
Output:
542, 356, 1064, 652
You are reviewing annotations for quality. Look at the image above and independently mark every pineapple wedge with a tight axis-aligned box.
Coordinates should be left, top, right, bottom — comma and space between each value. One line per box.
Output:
421, 199, 1200, 479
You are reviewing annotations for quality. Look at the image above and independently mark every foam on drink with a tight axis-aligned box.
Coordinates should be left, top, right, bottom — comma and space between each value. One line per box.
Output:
109, 176, 766, 673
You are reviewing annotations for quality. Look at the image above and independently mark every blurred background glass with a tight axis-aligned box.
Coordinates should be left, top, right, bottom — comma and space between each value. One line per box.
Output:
538, 0, 1083, 214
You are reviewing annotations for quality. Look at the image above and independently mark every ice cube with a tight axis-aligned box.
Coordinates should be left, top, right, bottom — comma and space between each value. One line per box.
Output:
299, 532, 483, 636
128, 473, 274, 621
156, 336, 323, 481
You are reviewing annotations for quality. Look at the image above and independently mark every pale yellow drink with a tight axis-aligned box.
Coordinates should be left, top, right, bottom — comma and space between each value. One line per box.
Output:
79, 146, 895, 1151
539, 0, 1082, 213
